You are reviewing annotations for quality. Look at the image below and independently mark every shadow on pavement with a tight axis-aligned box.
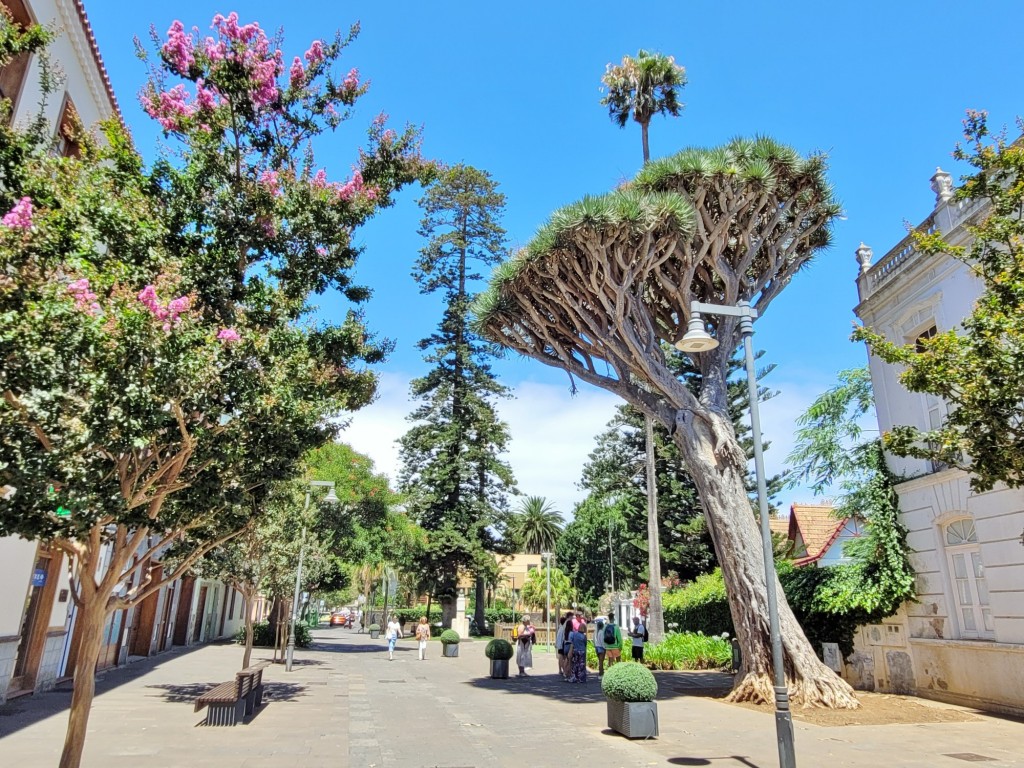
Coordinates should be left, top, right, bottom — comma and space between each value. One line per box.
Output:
145, 680, 308, 706
464, 668, 731, 704
667, 757, 763, 767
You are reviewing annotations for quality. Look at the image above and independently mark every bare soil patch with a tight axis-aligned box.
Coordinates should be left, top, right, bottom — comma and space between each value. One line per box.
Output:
728, 691, 980, 727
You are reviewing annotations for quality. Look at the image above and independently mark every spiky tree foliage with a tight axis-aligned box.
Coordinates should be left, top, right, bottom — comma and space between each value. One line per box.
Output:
521, 562, 575, 619
508, 495, 563, 553
474, 137, 856, 707
855, 112, 1024, 493
601, 49, 687, 163
399, 164, 516, 627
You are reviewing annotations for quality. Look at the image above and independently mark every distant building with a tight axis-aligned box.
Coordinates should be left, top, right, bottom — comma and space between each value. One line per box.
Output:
849, 166, 1024, 716
777, 503, 864, 567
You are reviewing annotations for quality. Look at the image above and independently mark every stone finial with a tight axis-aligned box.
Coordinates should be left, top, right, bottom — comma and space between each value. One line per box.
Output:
931, 166, 954, 204
856, 242, 873, 273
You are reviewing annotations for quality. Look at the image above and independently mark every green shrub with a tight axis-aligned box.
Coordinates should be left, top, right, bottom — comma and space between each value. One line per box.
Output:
368, 623, 381, 632
439, 629, 460, 645
234, 621, 310, 648
484, 638, 514, 660
601, 662, 658, 702
642, 632, 731, 670
393, 607, 442, 625
662, 569, 734, 637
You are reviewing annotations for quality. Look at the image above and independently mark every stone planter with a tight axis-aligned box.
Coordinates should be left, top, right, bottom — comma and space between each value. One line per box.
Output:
490, 659, 509, 679
606, 700, 659, 739
442, 643, 459, 657
369, 630, 380, 639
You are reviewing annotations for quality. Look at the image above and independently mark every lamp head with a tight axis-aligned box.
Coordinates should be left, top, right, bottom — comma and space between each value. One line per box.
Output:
323, 487, 340, 505
675, 314, 719, 353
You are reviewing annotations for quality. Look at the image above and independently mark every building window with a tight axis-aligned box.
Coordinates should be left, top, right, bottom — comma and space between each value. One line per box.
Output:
915, 324, 937, 353
55, 97, 81, 157
0, 1, 34, 116
944, 518, 993, 638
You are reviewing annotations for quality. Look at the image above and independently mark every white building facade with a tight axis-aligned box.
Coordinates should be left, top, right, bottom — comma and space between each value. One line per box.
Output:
850, 168, 1024, 716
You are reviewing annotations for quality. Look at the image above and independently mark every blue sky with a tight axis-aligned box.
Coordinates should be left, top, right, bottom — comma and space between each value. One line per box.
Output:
86, 1, 1024, 516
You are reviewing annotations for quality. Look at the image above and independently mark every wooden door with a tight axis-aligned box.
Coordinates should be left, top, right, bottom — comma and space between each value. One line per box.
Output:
173, 576, 195, 646
129, 565, 159, 657
9, 546, 61, 693
157, 577, 175, 652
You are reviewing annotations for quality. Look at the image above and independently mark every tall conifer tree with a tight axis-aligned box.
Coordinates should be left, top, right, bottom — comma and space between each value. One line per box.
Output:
399, 165, 515, 627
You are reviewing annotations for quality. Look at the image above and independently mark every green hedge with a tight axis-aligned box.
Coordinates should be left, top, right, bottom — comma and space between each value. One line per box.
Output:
390, 606, 519, 626
662, 569, 733, 637
234, 621, 311, 648
662, 564, 907, 660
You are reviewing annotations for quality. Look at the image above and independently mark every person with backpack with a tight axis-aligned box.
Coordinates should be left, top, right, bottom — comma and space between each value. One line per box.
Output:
630, 615, 647, 662
603, 612, 622, 667
515, 615, 536, 676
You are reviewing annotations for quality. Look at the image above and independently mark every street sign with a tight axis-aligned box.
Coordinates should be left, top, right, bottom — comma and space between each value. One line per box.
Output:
32, 568, 47, 587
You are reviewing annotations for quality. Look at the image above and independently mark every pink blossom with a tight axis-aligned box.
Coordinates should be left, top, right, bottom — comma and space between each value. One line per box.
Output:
364, 187, 379, 201
311, 169, 329, 190
195, 79, 218, 111
289, 56, 305, 87
258, 169, 280, 195
161, 20, 195, 74
335, 169, 364, 201
304, 40, 325, 65
217, 328, 241, 342
2, 196, 34, 229
167, 296, 191, 317
342, 67, 359, 92
67, 278, 100, 316
142, 84, 196, 132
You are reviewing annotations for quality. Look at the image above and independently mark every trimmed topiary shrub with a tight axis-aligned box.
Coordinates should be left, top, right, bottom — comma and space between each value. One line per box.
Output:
439, 629, 461, 645
484, 638, 513, 660
601, 662, 658, 702
368, 623, 381, 632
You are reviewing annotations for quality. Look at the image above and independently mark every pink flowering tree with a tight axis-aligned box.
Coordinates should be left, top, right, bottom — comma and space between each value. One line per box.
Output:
0, 13, 430, 768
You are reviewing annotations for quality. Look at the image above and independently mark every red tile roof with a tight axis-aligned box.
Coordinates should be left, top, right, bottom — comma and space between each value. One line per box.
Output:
788, 503, 849, 566
73, 0, 121, 120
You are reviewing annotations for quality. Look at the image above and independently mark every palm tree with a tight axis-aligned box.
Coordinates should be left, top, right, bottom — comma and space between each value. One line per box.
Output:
600, 49, 685, 646
600, 49, 687, 163
510, 496, 563, 554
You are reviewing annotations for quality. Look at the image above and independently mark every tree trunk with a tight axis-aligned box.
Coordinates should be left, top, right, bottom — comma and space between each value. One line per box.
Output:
241, 586, 256, 669
673, 408, 859, 708
644, 414, 665, 645
59, 594, 106, 768
440, 595, 455, 628
641, 121, 651, 164
474, 575, 486, 633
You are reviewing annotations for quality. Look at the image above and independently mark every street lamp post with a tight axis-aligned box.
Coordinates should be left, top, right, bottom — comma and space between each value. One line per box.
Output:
286, 480, 339, 672
676, 300, 797, 768
541, 552, 552, 651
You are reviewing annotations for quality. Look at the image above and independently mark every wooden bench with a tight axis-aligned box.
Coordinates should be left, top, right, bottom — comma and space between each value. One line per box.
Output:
194, 662, 270, 726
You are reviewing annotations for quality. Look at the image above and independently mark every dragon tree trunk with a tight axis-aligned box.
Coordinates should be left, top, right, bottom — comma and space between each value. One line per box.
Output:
673, 406, 857, 707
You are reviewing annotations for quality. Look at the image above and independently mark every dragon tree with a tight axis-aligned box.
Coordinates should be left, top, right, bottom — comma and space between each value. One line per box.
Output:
473, 137, 858, 707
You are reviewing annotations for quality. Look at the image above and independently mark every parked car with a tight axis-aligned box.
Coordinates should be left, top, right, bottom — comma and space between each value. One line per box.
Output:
330, 611, 350, 627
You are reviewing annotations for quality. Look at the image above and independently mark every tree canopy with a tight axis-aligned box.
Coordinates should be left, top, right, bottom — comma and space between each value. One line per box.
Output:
855, 112, 1024, 493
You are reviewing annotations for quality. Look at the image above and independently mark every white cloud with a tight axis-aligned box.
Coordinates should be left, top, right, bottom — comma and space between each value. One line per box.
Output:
338, 372, 620, 519
338, 368, 852, 522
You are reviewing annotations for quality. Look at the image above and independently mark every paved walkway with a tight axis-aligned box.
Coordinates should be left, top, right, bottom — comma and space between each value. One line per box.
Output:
0, 627, 1021, 767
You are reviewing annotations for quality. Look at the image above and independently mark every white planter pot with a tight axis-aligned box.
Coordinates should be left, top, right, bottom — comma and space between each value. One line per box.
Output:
369, 630, 380, 639
606, 699, 659, 739
490, 659, 509, 678
443, 643, 459, 657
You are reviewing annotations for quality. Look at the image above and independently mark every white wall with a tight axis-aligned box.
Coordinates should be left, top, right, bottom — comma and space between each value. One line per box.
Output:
0, 536, 36, 636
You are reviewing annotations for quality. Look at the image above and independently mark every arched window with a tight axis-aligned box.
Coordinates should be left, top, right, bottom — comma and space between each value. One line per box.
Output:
944, 519, 993, 638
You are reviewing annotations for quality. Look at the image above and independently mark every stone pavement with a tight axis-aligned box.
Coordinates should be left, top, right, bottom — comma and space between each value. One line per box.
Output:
0, 626, 1022, 767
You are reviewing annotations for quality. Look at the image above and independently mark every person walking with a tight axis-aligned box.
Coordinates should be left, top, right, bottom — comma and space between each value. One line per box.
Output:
385, 614, 403, 661
554, 613, 570, 681
603, 612, 622, 668
414, 616, 431, 660
568, 621, 588, 683
515, 615, 536, 676
630, 615, 647, 662
593, 616, 607, 676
